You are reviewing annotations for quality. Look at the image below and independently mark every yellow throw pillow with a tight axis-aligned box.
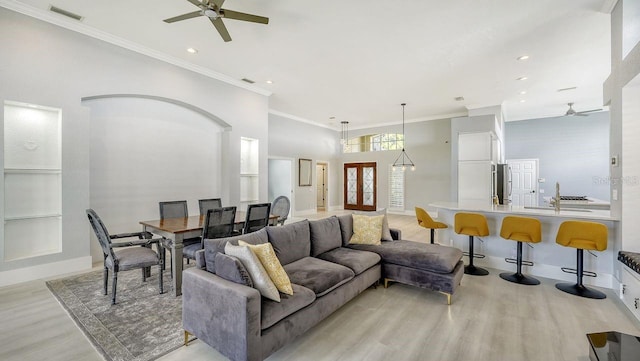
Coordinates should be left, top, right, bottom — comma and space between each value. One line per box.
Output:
238, 240, 293, 295
349, 214, 384, 245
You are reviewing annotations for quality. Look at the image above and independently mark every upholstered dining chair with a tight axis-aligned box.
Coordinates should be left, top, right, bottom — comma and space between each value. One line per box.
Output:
198, 198, 222, 216
183, 206, 237, 261
243, 203, 272, 234
271, 196, 290, 226
86, 209, 164, 305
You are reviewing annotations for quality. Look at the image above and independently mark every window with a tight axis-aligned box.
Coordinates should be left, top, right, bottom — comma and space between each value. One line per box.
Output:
388, 165, 404, 211
343, 133, 404, 153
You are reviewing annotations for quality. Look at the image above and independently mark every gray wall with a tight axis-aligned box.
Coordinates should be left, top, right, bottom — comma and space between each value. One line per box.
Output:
342, 119, 452, 212
0, 8, 269, 275
504, 111, 610, 204
268, 113, 341, 213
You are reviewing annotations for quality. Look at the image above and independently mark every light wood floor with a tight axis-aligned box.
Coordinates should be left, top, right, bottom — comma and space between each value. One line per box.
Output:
2, 212, 640, 361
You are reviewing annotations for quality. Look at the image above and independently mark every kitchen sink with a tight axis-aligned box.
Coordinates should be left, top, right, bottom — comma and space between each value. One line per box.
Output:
523, 206, 592, 213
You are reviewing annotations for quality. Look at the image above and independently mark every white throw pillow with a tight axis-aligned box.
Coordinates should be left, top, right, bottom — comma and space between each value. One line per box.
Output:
224, 242, 281, 302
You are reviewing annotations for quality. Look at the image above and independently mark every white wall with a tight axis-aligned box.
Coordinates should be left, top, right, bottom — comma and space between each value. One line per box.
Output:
268, 113, 340, 213
342, 119, 452, 212
86, 97, 223, 261
0, 8, 269, 279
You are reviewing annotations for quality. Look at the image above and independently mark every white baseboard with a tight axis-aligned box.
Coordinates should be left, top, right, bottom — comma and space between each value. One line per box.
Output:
468, 254, 613, 289
294, 208, 318, 217
0, 256, 93, 287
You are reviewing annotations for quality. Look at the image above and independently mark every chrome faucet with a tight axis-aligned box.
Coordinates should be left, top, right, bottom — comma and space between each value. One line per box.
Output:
555, 182, 561, 212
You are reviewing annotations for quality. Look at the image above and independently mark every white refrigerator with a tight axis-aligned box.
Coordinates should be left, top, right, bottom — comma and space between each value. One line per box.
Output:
458, 161, 495, 202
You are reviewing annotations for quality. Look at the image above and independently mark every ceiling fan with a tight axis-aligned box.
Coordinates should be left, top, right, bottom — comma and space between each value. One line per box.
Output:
163, 0, 269, 42
564, 102, 602, 117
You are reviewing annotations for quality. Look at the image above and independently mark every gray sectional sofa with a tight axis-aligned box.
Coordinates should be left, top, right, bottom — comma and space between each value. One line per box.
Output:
182, 214, 463, 361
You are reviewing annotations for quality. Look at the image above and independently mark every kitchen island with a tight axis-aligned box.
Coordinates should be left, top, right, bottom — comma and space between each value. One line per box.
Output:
430, 201, 619, 289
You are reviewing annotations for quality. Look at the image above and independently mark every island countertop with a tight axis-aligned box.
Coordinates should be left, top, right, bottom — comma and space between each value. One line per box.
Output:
429, 201, 619, 222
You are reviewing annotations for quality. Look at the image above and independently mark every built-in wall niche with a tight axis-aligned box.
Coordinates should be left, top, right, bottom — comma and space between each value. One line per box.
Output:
240, 137, 259, 210
3, 101, 62, 261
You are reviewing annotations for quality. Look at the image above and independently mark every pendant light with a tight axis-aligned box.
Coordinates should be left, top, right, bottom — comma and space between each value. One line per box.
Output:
392, 103, 415, 172
340, 120, 349, 146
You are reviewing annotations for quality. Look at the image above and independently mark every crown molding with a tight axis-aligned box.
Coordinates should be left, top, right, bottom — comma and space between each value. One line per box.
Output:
600, 0, 618, 14
0, 0, 272, 97
268, 109, 336, 130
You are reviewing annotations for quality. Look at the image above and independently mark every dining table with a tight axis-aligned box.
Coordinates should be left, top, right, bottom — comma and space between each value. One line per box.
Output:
140, 211, 278, 296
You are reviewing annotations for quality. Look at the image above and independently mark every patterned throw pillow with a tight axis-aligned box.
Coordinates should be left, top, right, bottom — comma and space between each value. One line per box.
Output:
349, 214, 384, 245
238, 240, 293, 295
224, 242, 281, 302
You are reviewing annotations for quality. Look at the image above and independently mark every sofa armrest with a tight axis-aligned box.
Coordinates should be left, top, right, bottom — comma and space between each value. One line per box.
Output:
182, 268, 262, 361
390, 228, 402, 240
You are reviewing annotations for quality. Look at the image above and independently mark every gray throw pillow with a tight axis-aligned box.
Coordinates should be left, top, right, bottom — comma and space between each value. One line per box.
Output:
224, 242, 281, 302
214, 253, 253, 287
354, 208, 393, 241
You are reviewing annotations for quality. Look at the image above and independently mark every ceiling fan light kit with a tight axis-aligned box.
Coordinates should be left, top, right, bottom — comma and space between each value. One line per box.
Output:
163, 0, 269, 42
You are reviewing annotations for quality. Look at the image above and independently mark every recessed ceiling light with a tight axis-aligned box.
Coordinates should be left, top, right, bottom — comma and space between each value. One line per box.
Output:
520, 91, 527, 95
517, 55, 530, 61
517, 76, 528, 81
186, 48, 198, 54
454, 96, 465, 101
329, 116, 336, 120
265, 80, 273, 84
520, 99, 526, 103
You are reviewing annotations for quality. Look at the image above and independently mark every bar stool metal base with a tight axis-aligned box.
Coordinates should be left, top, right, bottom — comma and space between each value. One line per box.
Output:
464, 264, 489, 276
555, 282, 606, 299
499, 272, 540, 285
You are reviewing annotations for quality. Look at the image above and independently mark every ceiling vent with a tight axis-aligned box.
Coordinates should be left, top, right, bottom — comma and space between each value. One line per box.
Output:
557, 86, 577, 92
454, 96, 465, 101
241, 78, 256, 84
49, 6, 83, 21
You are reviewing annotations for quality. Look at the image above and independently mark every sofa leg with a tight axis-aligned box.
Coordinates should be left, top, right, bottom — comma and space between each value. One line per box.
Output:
438, 292, 452, 305
184, 330, 190, 346
384, 278, 390, 288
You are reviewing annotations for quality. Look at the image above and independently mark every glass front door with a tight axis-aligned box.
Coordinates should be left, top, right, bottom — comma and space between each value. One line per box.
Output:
344, 162, 377, 211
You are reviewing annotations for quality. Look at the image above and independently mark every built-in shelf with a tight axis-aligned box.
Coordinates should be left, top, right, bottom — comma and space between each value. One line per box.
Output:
240, 137, 259, 211
4, 101, 62, 261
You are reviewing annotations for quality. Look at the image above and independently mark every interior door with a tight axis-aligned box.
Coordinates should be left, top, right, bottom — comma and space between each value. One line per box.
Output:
344, 162, 377, 211
507, 159, 539, 207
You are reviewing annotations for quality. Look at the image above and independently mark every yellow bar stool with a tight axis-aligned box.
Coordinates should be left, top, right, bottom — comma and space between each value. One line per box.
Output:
555, 220, 608, 299
454, 212, 489, 276
415, 207, 448, 244
499, 216, 542, 285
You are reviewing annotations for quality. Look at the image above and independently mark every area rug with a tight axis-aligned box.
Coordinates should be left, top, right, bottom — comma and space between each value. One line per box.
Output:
46, 267, 188, 361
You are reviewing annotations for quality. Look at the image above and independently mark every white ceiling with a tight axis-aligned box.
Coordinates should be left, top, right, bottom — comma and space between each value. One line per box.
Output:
4, 0, 613, 128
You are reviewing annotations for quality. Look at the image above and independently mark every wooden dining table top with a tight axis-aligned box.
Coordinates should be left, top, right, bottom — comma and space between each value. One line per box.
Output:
139, 212, 277, 234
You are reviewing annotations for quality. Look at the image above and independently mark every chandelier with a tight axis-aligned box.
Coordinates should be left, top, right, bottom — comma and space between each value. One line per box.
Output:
392, 103, 415, 171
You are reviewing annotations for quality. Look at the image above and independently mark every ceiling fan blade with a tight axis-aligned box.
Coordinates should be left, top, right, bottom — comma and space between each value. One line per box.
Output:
576, 113, 588, 116
187, 0, 205, 8
221, 9, 269, 24
210, 0, 226, 8
577, 108, 602, 114
210, 17, 232, 42
163, 10, 202, 23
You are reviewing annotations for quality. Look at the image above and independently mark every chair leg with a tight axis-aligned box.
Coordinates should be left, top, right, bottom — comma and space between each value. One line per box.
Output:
464, 235, 489, 276
159, 262, 164, 295
103, 267, 108, 295
111, 272, 118, 305
142, 267, 147, 282
555, 249, 606, 299
499, 242, 540, 285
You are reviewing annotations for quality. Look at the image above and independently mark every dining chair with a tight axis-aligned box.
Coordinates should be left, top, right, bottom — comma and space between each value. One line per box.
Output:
86, 209, 164, 305
159, 200, 199, 269
243, 203, 272, 234
199, 198, 222, 216
159, 200, 189, 219
271, 196, 290, 226
183, 206, 237, 261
